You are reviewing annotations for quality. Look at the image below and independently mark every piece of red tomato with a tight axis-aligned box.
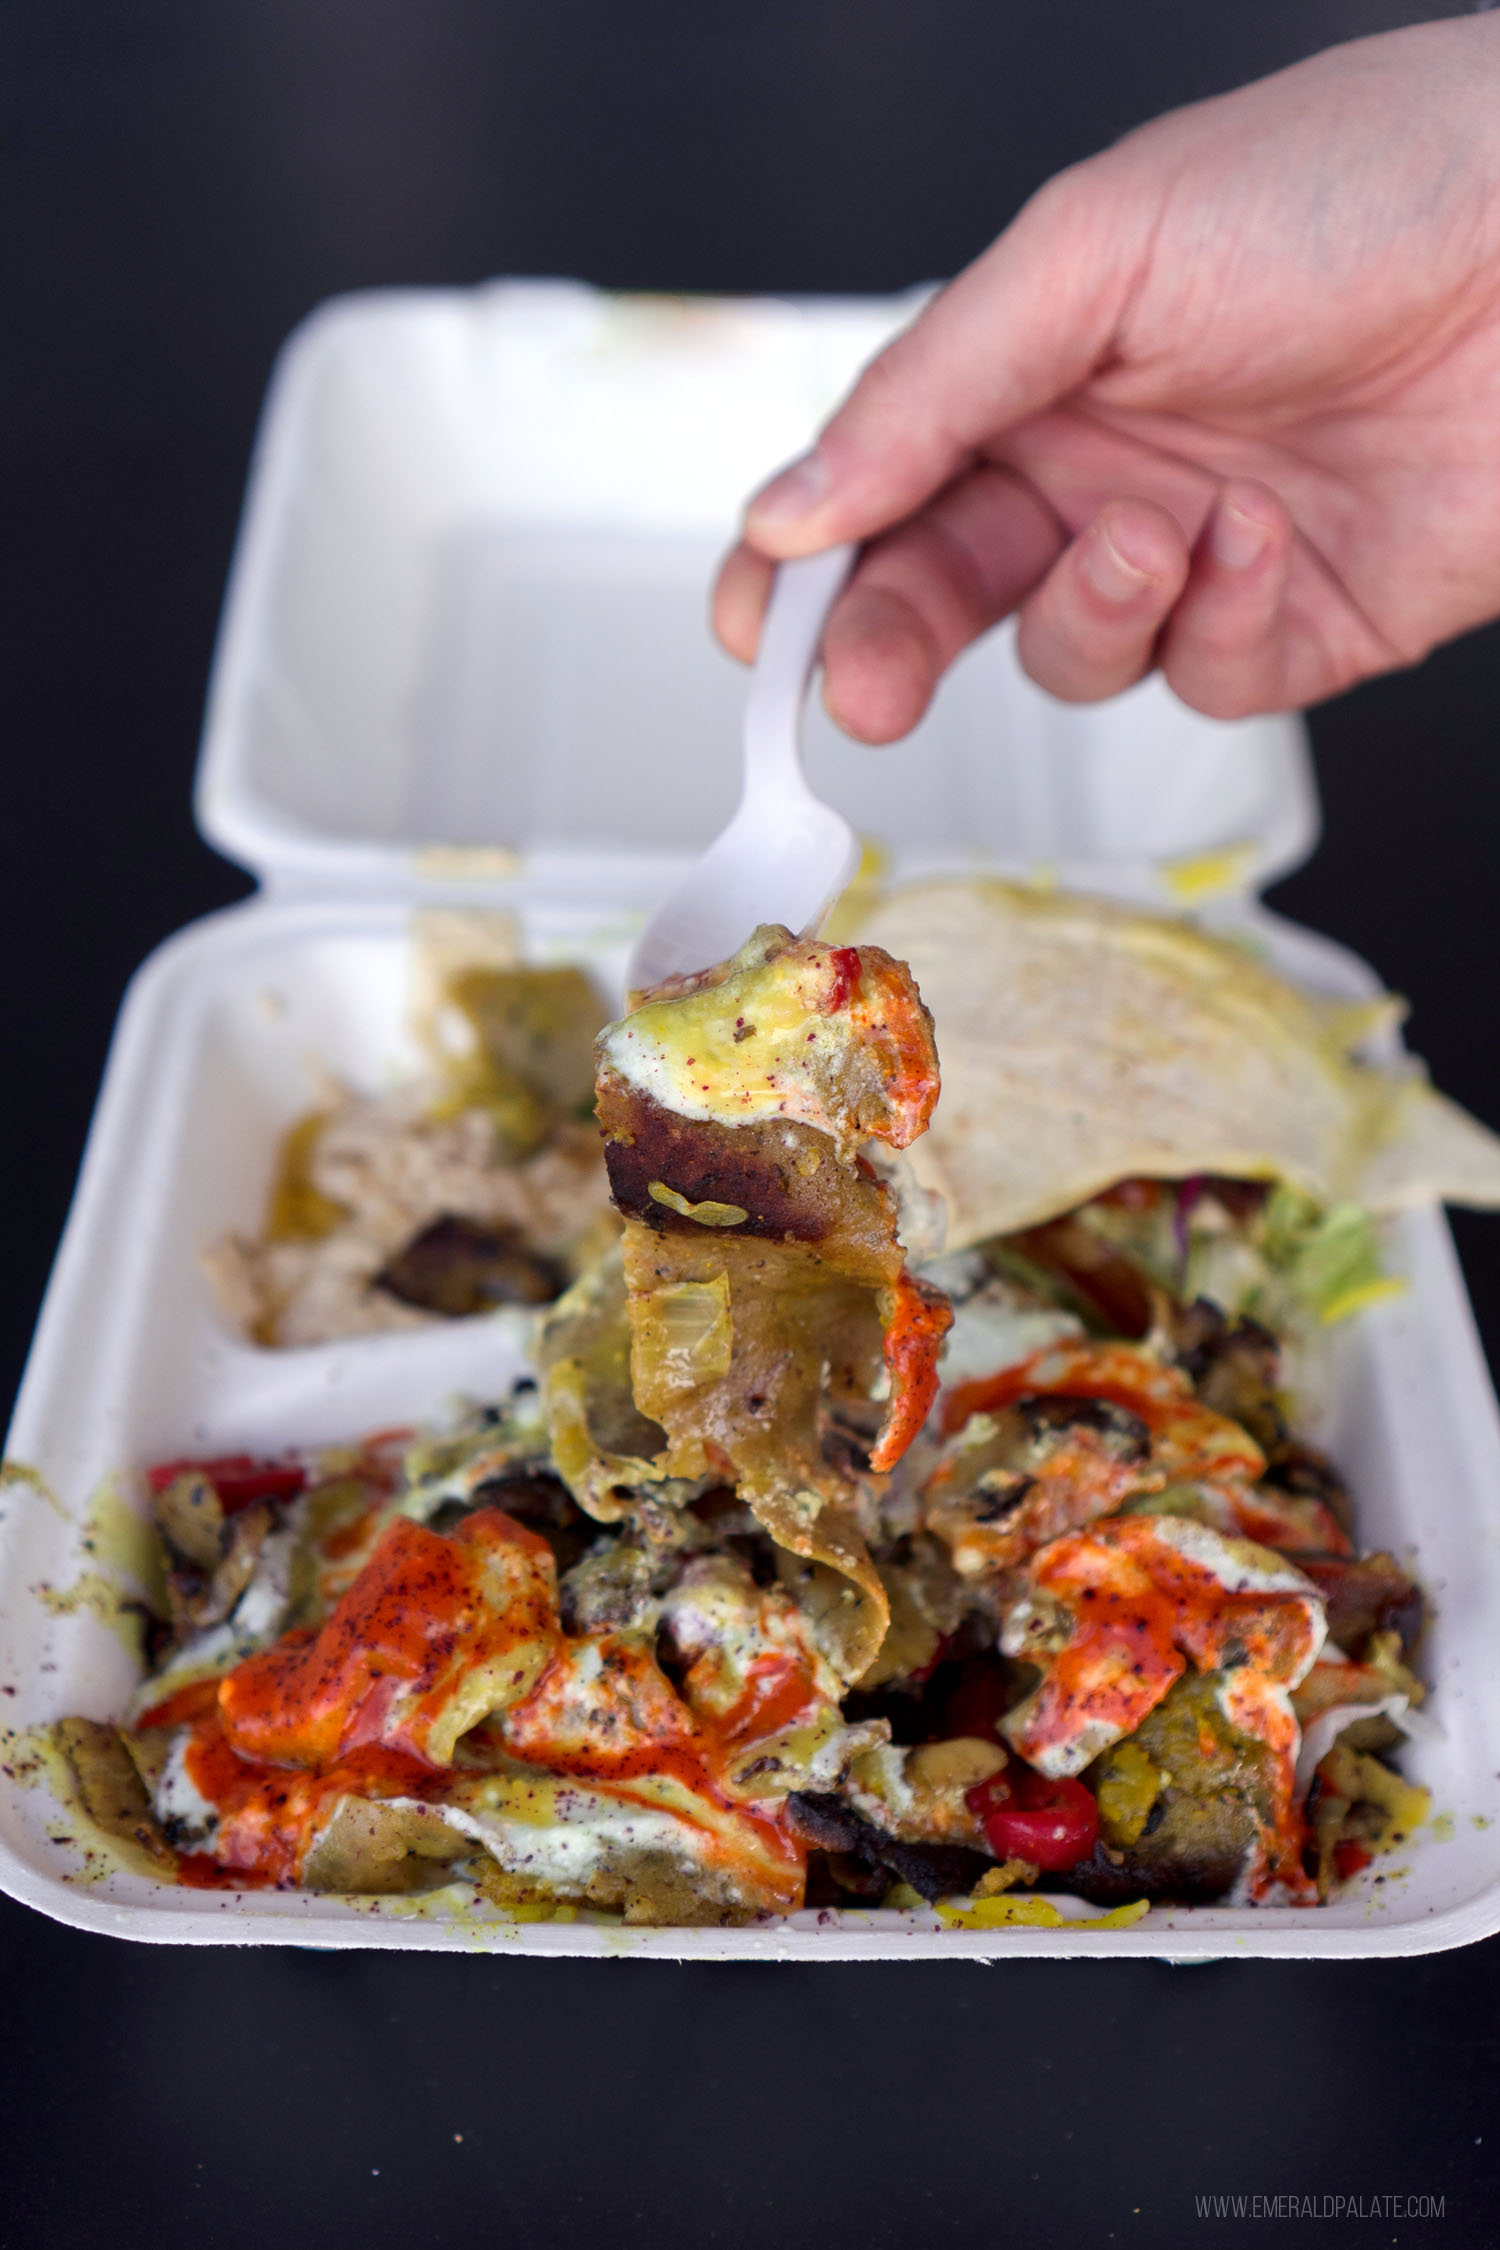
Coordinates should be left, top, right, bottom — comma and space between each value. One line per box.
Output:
965, 1763, 1100, 1872
146, 1453, 307, 1512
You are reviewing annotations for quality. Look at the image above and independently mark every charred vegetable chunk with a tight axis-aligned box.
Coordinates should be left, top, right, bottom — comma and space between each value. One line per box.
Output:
152, 1472, 278, 1642
376, 1214, 565, 1315
55, 1718, 177, 1871
1307, 1737, 1432, 1898
1073, 1671, 1275, 1905
1300, 1553, 1424, 1660
785, 1791, 992, 1903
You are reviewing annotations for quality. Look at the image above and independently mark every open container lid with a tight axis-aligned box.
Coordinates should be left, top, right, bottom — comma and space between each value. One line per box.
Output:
196, 279, 1319, 912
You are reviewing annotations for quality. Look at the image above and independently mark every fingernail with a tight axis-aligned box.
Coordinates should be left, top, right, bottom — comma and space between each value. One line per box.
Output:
1084, 522, 1156, 605
748, 449, 829, 528
1212, 499, 1273, 572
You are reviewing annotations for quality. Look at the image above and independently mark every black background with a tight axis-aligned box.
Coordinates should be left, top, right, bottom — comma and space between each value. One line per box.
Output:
4, 4, 1499, 2245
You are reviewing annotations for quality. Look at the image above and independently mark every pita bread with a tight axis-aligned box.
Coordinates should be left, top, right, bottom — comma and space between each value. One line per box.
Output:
856, 879, 1500, 1251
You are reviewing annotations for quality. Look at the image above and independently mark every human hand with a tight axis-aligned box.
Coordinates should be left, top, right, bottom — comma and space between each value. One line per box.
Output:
714, 17, 1500, 735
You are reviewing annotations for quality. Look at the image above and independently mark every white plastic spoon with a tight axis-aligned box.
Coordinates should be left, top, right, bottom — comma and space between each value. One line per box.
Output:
627, 544, 859, 995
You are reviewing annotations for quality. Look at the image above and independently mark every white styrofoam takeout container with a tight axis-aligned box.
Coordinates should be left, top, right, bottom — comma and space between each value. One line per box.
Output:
4, 282, 1499, 1960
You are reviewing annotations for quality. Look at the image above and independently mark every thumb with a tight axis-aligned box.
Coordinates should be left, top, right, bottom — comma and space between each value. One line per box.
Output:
744, 167, 1145, 558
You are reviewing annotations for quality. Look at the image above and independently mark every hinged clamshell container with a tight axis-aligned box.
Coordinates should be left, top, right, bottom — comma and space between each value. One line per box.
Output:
4, 282, 1498, 1959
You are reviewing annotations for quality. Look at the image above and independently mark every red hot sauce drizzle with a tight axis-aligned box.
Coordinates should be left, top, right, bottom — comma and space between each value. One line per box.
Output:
162, 1507, 806, 1900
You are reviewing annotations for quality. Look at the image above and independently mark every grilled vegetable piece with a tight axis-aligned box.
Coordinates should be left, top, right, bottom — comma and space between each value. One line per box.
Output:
152, 1471, 280, 1642
375, 1213, 564, 1315
55, 1718, 177, 1871
1299, 1553, 1424, 1659
1169, 1299, 1286, 1451
1169, 1296, 1354, 1536
996, 1513, 1324, 1897
559, 1536, 661, 1634
465, 1465, 594, 1576
657, 1552, 888, 1797
1072, 1671, 1274, 1904
148, 1453, 307, 1510
940, 1341, 1266, 1482
785, 1790, 992, 1903
300, 1797, 472, 1894
1307, 1738, 1431, 1898
153, 1471, 228, 1573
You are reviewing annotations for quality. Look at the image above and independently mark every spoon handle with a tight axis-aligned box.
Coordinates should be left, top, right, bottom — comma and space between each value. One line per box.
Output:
741, 543, 857, 796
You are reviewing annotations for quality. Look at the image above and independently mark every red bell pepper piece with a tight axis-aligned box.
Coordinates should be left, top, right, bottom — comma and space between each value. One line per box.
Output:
146, 1453, 307, 1512
965, 1763, 1100, 1872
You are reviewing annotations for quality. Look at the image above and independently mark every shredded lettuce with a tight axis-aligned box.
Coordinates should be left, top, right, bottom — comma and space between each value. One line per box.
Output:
1142, 1181, 1400, 1332
1257, 1186, 1403, 1327
1004, 1179, 1403, 1339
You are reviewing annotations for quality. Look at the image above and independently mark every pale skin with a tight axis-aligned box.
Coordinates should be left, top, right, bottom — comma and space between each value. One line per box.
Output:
713, 16, 1500, 737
